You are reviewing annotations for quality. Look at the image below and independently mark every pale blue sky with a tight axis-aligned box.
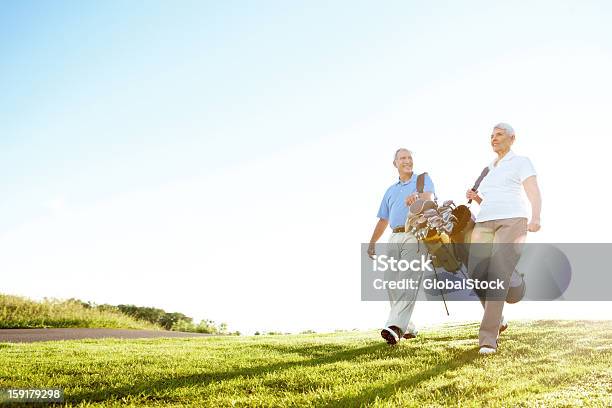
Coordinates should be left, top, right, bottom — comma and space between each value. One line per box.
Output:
2, 1, 611, 332
3, 0, 610, 230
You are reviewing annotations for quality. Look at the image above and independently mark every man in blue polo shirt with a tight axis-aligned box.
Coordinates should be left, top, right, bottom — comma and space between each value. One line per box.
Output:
367, 148, 435, 345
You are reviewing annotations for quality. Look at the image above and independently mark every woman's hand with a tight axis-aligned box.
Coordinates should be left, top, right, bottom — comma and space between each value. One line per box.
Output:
465, 189, 482, 203
528, 219, 541, 232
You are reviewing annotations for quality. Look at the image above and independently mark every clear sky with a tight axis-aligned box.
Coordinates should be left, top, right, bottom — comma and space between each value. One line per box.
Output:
2, 1, 611, 333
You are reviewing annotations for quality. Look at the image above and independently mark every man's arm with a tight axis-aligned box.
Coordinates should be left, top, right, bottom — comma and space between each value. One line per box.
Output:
367, 218, 389, 259
523, 175, 542, 232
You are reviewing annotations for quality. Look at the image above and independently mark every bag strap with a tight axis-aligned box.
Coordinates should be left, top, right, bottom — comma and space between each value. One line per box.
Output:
473, 166, 490, 191
417, 172, 427, 193
467, 166, 490, 204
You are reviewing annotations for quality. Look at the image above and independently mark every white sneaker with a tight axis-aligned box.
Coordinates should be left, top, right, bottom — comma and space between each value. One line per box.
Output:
479, 346, 497, 355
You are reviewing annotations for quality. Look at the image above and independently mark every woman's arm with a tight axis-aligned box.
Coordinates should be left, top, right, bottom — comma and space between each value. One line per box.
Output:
523, 175, 541, 232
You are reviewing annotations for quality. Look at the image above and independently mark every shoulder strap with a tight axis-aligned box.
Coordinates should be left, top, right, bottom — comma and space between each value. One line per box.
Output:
467, 166, 490, 204
417, 172, 427, 193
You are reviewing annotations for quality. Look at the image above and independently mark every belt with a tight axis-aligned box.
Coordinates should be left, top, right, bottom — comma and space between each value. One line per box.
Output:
392, 226, 406, 233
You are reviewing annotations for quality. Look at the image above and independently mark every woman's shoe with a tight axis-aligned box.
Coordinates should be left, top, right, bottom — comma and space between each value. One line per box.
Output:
479, 345, 497, 355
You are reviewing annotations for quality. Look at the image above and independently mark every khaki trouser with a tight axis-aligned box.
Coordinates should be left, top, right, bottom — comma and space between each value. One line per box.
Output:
384, 232, 421, 335
468, 217, 527, 348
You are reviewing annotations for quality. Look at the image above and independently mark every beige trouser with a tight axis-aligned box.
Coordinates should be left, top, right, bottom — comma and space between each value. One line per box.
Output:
468, 217, 527, 348
384, 232, 421, 335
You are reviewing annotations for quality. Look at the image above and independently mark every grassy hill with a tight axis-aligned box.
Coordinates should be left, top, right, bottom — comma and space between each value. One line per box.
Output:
1, 320, 610, 406
0, 294, 159, 330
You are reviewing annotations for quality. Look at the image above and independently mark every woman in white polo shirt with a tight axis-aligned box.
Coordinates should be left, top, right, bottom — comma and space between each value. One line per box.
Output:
466, 122, 542, 355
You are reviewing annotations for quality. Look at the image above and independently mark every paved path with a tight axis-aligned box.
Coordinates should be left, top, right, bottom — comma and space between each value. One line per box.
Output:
0, 328, 213, 343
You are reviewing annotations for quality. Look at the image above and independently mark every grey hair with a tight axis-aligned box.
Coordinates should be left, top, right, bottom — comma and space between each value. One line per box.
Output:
493, 122, 515, 136
394, 148, 413, 161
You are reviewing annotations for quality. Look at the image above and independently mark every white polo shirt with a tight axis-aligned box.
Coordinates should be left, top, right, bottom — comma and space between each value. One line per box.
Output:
476, 150, 536, 222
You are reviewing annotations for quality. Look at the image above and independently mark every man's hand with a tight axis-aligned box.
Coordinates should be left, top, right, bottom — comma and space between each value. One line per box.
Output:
367, 243, 376, 259
405, 192, 419, 206
528, 219, 541, 232
368, 219, 388, 260
465, 189, 481, 203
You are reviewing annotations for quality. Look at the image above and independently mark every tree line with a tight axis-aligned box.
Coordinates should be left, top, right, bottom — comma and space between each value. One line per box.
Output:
76, 299, 239, 335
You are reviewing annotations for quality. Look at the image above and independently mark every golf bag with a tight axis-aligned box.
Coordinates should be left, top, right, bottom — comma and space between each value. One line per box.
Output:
414, 173, 462, 272
409, 169, 525, 304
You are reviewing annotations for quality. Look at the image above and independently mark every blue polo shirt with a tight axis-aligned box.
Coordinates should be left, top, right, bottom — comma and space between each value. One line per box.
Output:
377, 173, 435, 229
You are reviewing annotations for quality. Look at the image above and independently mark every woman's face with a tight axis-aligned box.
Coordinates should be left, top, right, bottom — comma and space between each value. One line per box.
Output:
490, 127, 514, 153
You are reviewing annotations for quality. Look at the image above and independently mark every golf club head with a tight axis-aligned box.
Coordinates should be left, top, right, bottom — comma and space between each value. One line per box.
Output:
419, 227, 429, 239
422, 200, 437, 212
410, 221, 419, 231
407, 215, 420, 229
409, 199, 427, 215
423, 209, 439, 218
429, 216, 443, 227
442, 212, 458, 223
438, 209, 452, 217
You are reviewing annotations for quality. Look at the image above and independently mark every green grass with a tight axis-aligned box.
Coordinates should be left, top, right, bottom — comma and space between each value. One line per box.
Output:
1, 320, 610, 407
0, 294, 158, 330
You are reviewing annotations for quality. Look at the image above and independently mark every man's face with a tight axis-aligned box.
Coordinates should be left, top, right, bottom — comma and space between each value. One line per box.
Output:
394, 150, 413, 174
490, 128, 514, 153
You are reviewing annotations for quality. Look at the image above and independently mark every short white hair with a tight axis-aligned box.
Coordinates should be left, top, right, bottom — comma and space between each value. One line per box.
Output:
493, 122, 515, 136
394, 148, 413, 161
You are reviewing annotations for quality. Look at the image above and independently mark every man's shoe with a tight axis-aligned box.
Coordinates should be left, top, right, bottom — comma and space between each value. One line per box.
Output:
499, 317, 508, 334
381, 326, 401, 345
479, 345, 497, 355
403, 329, 418, 340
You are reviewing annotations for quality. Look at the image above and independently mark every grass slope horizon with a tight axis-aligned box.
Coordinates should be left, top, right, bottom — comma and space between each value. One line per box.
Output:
1, 293, 230, 334
0, 293, 159, 330
1, 320, 610, 407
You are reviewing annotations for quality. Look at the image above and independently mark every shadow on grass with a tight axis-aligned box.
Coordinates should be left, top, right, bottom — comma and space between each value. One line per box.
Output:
246, 343, 357, 359
425, 335, 478, 342
68, 339, 482, 405
320, 348, 479, 407
67, 342, 392, 403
